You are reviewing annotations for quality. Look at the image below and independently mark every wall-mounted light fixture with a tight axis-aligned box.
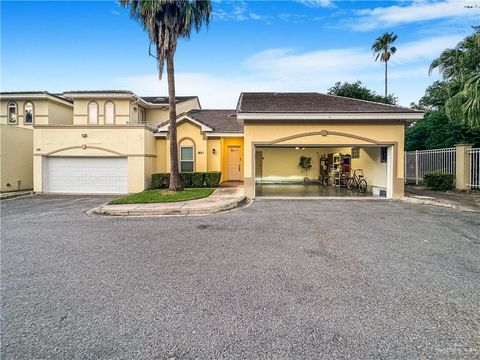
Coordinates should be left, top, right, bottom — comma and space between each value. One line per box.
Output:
81, 133, 88, 138
212, 148, 216, 154
133, 106, 138, 112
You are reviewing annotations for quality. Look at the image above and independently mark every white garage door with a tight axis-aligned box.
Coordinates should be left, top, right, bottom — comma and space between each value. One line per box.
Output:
45, 157, 128, 194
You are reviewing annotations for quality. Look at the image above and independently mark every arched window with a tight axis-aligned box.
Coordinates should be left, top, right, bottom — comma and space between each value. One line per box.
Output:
105, 101, 115, 124
8, 102, 17, 124
24, 102, 34, 124
179, 139, 195, 172
88, 101, 98, 124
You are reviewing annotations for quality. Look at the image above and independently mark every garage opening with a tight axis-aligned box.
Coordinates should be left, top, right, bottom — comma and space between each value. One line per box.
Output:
254, 145, 392, 198
44, 157, 128, 194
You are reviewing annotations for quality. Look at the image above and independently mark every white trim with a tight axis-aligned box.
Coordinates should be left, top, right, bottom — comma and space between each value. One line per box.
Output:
157, 115, 213, 132
63, 92, 135, 99
1, 93, 73, 107
205, 132, 244, 137
386, 145, 394, 199
238, 112, 423, 121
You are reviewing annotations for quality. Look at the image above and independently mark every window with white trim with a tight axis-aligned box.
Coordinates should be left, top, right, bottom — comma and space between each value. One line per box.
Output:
8, 102, 17, 124
351, 147, 360, 159
24, 102, 34, 124
380, 147, 388, 163
105, 101, 115, 124
88, 101, 98, 124
180, 146, 194, 172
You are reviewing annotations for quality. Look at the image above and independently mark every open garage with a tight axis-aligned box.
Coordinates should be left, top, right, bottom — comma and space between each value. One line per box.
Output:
254, 145, 391, 198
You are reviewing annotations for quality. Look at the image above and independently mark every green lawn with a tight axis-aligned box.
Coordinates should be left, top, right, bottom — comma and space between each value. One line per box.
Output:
109, 188, 215, 205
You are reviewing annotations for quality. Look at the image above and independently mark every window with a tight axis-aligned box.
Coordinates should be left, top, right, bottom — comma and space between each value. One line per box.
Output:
180, 146, 194, 172
105, 101, 115, 124
24, 102, 34, 124
139, 108, 145, 124
380, 147, 388, 163
88, 101, 98, 124
7, 102, 17, 124
351, 147, 360, 159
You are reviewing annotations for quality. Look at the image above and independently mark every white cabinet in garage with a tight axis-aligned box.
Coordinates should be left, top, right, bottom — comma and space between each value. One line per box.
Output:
44, 157, 128, 194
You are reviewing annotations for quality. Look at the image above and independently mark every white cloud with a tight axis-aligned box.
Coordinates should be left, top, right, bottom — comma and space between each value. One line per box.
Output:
116, 34, 465, 108
295, 0, 333, 8
352, 0, 479, 30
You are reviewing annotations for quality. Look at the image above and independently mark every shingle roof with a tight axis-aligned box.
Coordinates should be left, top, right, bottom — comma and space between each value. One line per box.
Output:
237, 92, 422, 113
157, 109, 242, 133
0, 91, 73, 104
140, 96, 198, 105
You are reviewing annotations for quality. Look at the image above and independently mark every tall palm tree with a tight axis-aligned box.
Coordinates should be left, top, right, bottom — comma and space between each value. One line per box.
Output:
372, 32, 398, 98
120, 0, 211, 191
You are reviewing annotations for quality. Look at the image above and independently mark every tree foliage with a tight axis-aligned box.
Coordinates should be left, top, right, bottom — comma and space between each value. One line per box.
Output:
327, 81, 397, 105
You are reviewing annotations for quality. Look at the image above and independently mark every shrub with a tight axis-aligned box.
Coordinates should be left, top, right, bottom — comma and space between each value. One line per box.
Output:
192, 172, 205, 187
423, 172, 455, 190
205, 171, 221, 187
151, 173, 170, 189
179, 172, 193, 188
151, 171, 222, 189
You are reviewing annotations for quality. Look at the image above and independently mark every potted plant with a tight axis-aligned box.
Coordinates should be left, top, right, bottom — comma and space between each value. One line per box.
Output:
299, 155, 312, 182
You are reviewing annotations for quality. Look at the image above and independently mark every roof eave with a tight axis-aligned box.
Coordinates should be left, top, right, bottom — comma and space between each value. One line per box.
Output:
237, 112, 424, 121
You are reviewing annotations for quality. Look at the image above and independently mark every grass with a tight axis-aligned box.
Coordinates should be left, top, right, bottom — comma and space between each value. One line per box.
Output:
109, 188, 215, 205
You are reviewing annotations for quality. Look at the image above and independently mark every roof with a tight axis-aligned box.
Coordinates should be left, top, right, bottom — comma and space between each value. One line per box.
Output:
140, 96, 198, 105
1, 91, 73, 105
62, 90, 134, 94
157, 109, 242, 133
237, 92, 422, 114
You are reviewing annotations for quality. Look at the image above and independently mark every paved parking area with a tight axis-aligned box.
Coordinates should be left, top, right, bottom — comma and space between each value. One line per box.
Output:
1, 195, 479, 359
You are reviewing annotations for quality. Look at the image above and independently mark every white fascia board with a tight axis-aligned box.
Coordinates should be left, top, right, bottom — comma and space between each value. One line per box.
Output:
237, 112, 424, 121
63, 93, 136, 100
205, 133, 244, 137
1, 93, 73, 107
157, 115, 213, 132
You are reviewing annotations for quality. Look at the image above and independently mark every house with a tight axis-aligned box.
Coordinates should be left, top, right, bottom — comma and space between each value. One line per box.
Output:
11, 90, 423, 199
0, 92, 73, 192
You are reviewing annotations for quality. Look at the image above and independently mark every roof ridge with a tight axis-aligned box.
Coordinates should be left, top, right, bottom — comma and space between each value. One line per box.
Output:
321, 92, 421, 112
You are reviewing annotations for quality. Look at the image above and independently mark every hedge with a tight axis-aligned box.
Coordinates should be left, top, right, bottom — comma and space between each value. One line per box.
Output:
423, 172, 455, 190
151, 171, 221, 189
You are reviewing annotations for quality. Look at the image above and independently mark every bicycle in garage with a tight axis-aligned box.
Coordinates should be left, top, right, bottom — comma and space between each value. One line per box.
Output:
347, 169, 368, 193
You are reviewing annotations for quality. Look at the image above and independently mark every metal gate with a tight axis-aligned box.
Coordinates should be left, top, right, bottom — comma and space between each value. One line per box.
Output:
404, 148, 456, 185
468, 148, 480, 189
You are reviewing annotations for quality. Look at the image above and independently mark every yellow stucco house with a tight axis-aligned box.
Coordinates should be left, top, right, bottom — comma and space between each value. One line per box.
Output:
0, 92, 73, 192
3, 90, 423, 199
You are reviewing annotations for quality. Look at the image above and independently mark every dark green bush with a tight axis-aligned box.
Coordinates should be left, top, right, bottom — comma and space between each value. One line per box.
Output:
205, 171, 222, 187
151, 172, 222, 189
179, 172, 193, 188
423, 172, 455, 190
191, 172, 205, 187
151, 173, 170, 189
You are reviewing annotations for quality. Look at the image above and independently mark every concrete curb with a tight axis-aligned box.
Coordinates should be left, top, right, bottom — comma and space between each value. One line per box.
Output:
91, 196, 247, 217
401, 196, 480, 212
0, 191, 34, 200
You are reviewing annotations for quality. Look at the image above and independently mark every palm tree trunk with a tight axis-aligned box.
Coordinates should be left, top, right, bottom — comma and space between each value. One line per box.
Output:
167, 52, 182, 191
384, 60, 388, 99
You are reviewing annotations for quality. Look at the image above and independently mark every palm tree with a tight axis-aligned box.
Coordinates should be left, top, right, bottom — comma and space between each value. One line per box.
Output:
120, 0, 211, 191
372, 32, 398, 98
429, 28, 480, 128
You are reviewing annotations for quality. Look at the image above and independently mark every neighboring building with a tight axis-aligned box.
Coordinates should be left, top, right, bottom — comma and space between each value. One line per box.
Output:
0, 92, 73, 192
33, 91, 200, 194
6, 90, 423, 199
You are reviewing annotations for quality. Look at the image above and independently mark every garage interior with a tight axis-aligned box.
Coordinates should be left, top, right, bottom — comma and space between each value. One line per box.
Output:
254, 145, 390, 198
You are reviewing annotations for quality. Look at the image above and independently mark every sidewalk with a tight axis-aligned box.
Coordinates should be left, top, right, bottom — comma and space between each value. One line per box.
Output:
403, 185, 480, 212
92, 185, 247, 216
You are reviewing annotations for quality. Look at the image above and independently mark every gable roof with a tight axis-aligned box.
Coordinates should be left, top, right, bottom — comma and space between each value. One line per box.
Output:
237, 92, 422, 114
156, 109, 242, 134
1, 91, 73, 106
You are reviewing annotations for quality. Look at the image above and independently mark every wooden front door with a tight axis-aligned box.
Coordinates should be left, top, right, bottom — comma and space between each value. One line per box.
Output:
228, 146, 241, 181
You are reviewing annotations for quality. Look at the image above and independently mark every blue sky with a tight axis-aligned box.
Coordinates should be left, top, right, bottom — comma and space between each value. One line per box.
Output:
1, 0, 479, 108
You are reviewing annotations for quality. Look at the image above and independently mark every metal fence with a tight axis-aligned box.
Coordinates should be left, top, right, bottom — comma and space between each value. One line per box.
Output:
468, 148, 480, 189
404, 148, 456, 185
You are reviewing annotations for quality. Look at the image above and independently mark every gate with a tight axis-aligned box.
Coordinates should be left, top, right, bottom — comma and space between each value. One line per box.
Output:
468, 148, 480, 189
404, 148, 456, 185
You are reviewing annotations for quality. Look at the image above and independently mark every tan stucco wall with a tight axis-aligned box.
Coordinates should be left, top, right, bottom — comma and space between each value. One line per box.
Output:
73, 99, 131, 125
207, 138, 221, 172
0, 124, 33, 192
33, 126, 155, 193
243, 122, 404, 198
1, 99, 72, 127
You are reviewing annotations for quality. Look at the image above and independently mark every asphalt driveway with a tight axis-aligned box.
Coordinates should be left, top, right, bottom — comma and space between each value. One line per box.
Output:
1, 195, 479, 359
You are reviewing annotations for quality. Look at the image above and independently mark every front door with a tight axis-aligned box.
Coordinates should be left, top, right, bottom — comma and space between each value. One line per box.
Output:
228, 146, 241, 181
